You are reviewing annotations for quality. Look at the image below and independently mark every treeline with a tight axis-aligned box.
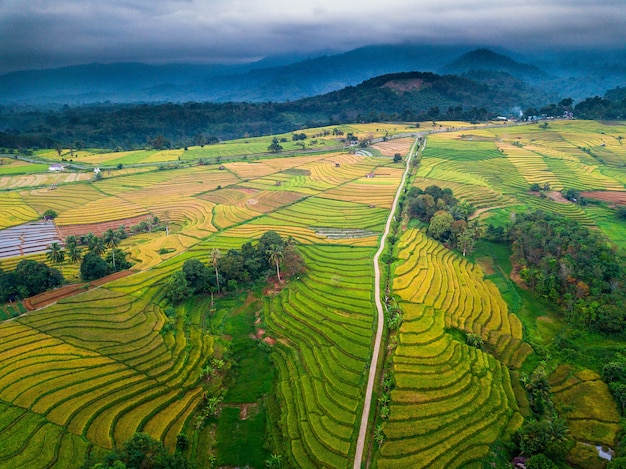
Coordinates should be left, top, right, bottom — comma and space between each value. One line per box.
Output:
0, 260, 63, 302
0, 71, 555, 151
574, 89, 626, 120
163, 231, 303, 302
505, 211, 626, 334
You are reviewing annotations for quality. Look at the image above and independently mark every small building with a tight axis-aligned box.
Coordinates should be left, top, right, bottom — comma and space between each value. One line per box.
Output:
48, 164, 65, 172
94, 168, 101, 174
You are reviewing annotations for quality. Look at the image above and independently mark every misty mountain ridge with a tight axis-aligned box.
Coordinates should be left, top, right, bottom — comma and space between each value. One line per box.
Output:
441, 48, 550, 82
0, 45, 623, 105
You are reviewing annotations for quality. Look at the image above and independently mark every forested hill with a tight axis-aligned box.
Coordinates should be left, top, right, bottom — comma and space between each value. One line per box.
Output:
0, 71, 553, 150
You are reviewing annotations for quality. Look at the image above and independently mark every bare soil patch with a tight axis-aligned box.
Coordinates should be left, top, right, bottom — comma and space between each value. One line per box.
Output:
476, 257, 496, 275
581, 191, 626, 205
382, 78, 425, 93
58, 215, 151, 238
547, 191, 571, 204
370, 138, 414, 156
23, 269, 134, 311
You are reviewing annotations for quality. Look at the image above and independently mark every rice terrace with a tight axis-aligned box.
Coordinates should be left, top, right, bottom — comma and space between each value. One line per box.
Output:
0, 118, 626, 469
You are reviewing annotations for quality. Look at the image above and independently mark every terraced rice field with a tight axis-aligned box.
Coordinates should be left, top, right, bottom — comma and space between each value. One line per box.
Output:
0, 132, 415, 467
0, 192, 40, 230
1, 121, 620, 467
418, 121, 626, 239
378, 229, 525, 468
549, 366, 621, 448
266, 245, 377, 467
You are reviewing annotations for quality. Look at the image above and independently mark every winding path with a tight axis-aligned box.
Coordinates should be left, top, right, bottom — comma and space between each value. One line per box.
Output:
353, 135, 423, 468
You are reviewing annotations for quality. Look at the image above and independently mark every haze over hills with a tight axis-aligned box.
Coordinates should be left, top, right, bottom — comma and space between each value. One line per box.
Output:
0, 44, 624, 105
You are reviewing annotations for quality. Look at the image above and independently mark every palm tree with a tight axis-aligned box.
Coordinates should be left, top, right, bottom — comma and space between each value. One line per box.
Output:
88, 235, 106, 256
46, 242, 65, 274
64, 235, 78, 249
66, 243, 83, 265
267, 244, 284, 283
210, 248, 222, 294
102, 228, 120, 270
265, 454, 282, 468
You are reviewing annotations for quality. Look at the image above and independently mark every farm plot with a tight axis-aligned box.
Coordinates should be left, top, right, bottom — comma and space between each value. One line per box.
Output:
21, 183, 103, 216
265, 245, 377, 468
377, 229, 524, 468
0, 220, 62, 259
0, 171, 93, 191
549, 366, 621, 448
0, 278, 212, 464
0, 192, 40, 230
420, 123, 626, 242
370, 137, 415, 156
55, 196, 149, 226
393, 229, 530, 366
255, 197, 389, 232
319, 170, 404, 208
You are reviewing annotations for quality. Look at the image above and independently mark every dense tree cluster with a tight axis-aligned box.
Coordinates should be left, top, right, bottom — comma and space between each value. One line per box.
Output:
602, 360, 626, 416
164, 231, 303, 302
509, 211, 626, 333
65, 231, 132, 281
0, 260, 63, 302
91, 432, 194, 469
514, 364, 571, 465
574, 92, 626, 120
406, 185, 479, 255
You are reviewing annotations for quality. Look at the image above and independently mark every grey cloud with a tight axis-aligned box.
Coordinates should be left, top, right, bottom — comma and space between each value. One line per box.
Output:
0, 0, 624, 73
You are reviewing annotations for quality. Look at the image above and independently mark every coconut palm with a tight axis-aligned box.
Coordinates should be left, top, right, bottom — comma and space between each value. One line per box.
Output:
64, 235, 78, 249
46, 242, 65, 274
267, 244, 284, 283
66, 243, 83, 265
210, 248, 222, 294
102, 228, 120, 270
265, 454, 282, 468
88, 235, 106, 256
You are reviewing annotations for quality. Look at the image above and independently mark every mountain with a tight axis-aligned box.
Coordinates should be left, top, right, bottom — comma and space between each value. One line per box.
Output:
0, 45, 622, 106
0, 44, 469, 105
441, 48, 549, 82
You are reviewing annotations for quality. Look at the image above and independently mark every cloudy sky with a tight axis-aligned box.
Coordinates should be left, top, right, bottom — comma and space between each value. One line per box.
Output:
1, 0, 624, 74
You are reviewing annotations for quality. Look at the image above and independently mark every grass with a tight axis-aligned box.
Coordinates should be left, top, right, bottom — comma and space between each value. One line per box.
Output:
215, 406, 269, 467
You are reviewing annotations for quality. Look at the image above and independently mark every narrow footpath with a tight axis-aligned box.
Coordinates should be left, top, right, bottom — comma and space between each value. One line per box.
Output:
353, 135, 423, 468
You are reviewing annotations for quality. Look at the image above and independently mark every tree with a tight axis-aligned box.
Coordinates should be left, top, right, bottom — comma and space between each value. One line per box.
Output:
182, 259, 211, 293
458, 227, 477, 257
427, 211, 454, 242
46, 242, 65, 273
526, 453, 558, 469
42, 209, 58, 220
267, 244, 285, 283
267, 137, 283, 153
265, 454, 282, 468
393, 153, 402, 163
66, 243, 83, 266
210, 248, 222, 294
176, 434, 189, 453
88, 236, 106, 256
102, 229, 121, 270
283, 240, 305, 277
105, 249, 131, 272
80, 252, 108, 281
164, 271, 193, 303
